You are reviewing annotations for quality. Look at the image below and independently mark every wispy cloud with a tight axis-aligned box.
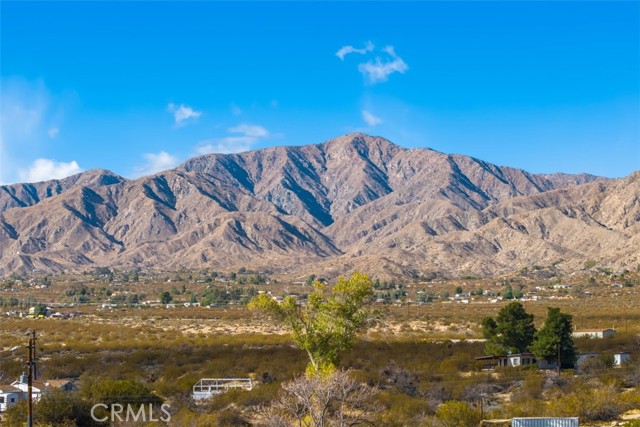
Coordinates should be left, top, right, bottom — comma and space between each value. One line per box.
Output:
48, 127, 59, 138
194, 123, 270, 155
195, 136, 255, 155
362, 110, 382, 126
18, 158, 82, 183
336, 41, 374, 60
167, 103, 202, 126
132, 151, 179, 178
337, 43, 408, 84
358, 46, 408, 84
228, 123, 269, 137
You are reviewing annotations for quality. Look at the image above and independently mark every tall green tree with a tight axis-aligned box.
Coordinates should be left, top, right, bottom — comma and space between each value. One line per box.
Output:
481, 302, 535, 355
160, 291, 172, 304
530, 307, 577, 368
248, 272, 377, 376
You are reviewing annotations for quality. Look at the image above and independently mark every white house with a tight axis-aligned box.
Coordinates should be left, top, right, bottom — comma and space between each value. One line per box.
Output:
10, 374, 77, 403
0, 385, 22, 412
476, 353, 557, 370
572, 328, 616, 339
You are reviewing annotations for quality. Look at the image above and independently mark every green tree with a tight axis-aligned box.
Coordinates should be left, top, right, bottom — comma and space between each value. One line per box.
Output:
481, 302, 535, 355
160, 291, 173, 304
530, 307, 577, 368
248, 272, 377, 376
503, 285, 514, 300
32, 303, 48, 317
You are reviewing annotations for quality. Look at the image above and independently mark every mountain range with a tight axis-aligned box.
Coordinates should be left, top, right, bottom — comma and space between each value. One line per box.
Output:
1, 133, 638, 279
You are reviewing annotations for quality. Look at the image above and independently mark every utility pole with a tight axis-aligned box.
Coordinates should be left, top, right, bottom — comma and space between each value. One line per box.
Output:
26, 330, 36, 427
556, 343, 561, 376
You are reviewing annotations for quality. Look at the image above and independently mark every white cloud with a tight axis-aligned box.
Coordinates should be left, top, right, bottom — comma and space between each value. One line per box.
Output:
362, 110, 382, 126
133, 151, 179, 178
18, 158, 82, 183
336, 41, 374, 60
194, 123, 271, 156
228, 124, 269, 137
48, 128, 59, 138
167, 103, 202, 126
358, 45, 408, 84
195, 136, 255, 155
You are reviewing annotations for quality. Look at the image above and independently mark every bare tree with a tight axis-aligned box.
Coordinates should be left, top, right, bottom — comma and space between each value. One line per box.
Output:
257, 370, 381, 427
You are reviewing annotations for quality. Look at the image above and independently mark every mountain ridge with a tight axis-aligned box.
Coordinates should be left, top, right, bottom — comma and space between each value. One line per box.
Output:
1, 133, 635, 278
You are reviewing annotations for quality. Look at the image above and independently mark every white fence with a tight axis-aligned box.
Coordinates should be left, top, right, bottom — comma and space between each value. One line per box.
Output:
192, 378, 254, 400
512, 418, 579, 427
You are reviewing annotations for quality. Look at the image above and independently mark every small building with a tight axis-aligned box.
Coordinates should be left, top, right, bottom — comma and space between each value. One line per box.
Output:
0, 385, 22, 412
476, 353, 557, 370
10, 374, 77, 402
572, 328, 616, 339
614, 352, 631, 367
43, 379, 78, 392
575, 352, 600, 370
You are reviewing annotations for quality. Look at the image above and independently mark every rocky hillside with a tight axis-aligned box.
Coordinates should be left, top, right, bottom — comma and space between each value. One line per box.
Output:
1, 133, 635, 278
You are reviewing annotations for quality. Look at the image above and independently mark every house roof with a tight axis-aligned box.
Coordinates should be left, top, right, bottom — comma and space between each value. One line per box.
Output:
32, 381, 49, 391
45, 379, 74, 388
574, 328, 615, 333
0, 385, 22, 393
476, 352, 536, 360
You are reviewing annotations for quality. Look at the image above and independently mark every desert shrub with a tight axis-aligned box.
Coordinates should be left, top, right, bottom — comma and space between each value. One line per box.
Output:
578, 353, 613, 376
380, 362, 420, 397
257, 370, 380, 427
375, 391, 432, 426
438, 352, 476, 375
80, 378, 162, 406
512, 372, 545, 400
214, 409, 251, 427
460, 381, 500, 404
620, 389, 640, 410
423, 384, 452, 407
2, 391, 99, 427
435, 400, 481, 427
499, 398, 547, 418
547, 383, 625, 421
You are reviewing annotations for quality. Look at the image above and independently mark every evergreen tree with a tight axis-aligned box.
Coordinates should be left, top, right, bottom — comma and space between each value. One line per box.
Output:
481, 302, 535, 355
160, 291, 173, 304
530, 307, 577, 368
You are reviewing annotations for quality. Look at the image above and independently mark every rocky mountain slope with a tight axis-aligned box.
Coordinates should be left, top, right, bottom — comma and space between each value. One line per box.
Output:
0, 133, 635, 278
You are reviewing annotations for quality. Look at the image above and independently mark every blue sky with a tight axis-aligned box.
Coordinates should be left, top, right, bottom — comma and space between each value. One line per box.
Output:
1, 1, 638, 184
